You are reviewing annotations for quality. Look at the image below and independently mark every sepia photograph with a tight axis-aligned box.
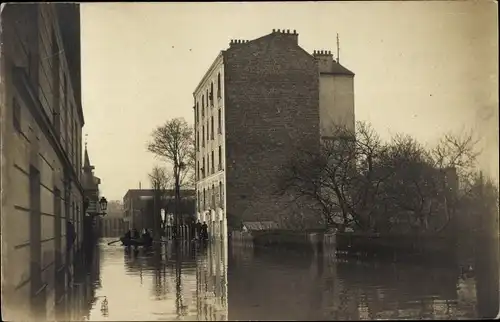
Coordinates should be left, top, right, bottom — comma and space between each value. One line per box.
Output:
0, 1, 498, 321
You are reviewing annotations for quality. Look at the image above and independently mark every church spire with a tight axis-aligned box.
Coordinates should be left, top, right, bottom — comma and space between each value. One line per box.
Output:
83, 134, 95, 172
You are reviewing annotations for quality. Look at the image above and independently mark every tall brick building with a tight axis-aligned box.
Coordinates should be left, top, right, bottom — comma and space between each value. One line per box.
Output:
1, 3, 85, 320
193, 29, 355, 232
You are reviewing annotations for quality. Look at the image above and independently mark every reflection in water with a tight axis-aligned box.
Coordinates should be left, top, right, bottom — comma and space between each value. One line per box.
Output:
68, 237, 494, 320
228, 242, 490, 321
80, 239, 227, 321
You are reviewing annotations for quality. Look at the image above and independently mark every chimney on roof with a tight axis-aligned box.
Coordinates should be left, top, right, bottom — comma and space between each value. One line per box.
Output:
229, 38, 249, 47
313, 49, 335, 73
272, 28, 298, 44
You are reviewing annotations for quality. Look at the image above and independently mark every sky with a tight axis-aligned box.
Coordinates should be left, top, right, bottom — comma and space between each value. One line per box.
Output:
80, 1, 498, 201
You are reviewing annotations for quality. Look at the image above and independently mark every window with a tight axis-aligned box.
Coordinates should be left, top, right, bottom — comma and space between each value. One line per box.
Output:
207, 154, 210, 176
210, 82, 214, 106
13, 97, 21, 132
203, 188, 206, 209
202, 95, 205, 111
219, 181, 223, 202
202, 157, 205, 178
218, 146, 222, 170
211, 151, 214, 174
212, 183, 215, 206
206, 89, 209, 107
206, 121, 209, 144
202, 126, 205, 147
210, 116, 214, 140
196, 103, 199, 123
217, 73, 221, 98
197, 131, 200, 151
218, 109, 222, 134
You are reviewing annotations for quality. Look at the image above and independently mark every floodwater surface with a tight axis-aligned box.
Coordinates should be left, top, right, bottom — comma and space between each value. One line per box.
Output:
71, 238, 495, 320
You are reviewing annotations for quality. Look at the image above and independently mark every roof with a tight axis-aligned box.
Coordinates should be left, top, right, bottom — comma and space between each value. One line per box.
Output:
319, 62, 355, 76
123, 189, 196, 200
83, 146, 94, 171
242, 221, 279, 231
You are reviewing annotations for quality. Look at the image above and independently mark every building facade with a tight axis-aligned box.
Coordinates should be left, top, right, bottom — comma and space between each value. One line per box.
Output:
123, 188, 196, 232
193, 29, 355, 232
1, 3, 85, 320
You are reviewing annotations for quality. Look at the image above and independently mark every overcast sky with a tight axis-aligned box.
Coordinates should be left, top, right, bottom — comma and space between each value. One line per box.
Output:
80, 1, 498, 201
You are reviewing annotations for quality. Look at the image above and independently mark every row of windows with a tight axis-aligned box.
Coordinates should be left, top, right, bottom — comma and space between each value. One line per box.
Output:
197, 145, 223, 180
195, 72, 222, 124
12, 19, 82, 178
197, 108, 222, 151
198, 181, 224, 211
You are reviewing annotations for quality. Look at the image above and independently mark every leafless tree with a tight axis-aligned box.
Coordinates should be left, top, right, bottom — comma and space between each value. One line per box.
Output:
147, 118, 195, 231
281, 121, 390, 231
282, 121, 482, 234
149, 166, 172, 235
428, 129, 481, 232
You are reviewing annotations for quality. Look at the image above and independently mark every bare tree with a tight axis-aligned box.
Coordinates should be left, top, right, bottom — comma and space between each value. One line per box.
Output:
281, 121, 390, 232
428, 129, 481, 232
378, 134, 439, 232
149, 166, 172, 237
147, 118, 195, 234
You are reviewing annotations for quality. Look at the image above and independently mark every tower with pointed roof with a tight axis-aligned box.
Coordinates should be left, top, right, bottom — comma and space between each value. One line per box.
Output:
82, 142, 101, 215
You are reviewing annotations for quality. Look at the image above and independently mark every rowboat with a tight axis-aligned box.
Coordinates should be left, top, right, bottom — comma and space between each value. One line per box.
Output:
120, 237, 153, 247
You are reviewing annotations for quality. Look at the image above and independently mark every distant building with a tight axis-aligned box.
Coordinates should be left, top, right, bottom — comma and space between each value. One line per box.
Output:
122, 189, 196, 231
1, 3, 84, 321
192, 29, 355, 232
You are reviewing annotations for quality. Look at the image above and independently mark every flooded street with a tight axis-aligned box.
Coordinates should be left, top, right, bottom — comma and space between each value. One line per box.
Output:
74, 238, 488, 321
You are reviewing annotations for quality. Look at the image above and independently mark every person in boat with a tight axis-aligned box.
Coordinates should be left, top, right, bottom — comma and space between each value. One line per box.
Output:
201, 221, 209, 240
142, 229, 153, 246
131, 228, 140, 240
124, 229, 131, 240
195, 220, 202, 240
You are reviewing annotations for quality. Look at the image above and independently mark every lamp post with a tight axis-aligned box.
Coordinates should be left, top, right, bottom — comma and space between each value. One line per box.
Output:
84, 196, 108, 218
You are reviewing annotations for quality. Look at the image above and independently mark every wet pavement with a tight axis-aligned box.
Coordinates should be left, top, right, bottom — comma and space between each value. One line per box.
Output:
73, 238, 492, 321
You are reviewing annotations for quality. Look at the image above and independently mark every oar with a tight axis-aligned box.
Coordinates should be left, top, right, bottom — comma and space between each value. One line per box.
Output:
108, 239, 121, 245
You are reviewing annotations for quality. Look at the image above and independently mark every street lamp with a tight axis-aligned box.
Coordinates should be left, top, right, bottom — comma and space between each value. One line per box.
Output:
99, 197, 108, 215
84, 196, 108, 217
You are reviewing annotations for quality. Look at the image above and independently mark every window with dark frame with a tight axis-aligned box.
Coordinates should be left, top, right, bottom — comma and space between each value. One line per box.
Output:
202, 126, 205, 147
211, 151, 214, 174
218, 109, 222, 134
196, 102, 199, 123
219, 181, 223, 202
212, 183, 215, 206
218, 146, 222, 170
210, 82, 214, 106
210, 116, 214, 140
217, 73, 221, 98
